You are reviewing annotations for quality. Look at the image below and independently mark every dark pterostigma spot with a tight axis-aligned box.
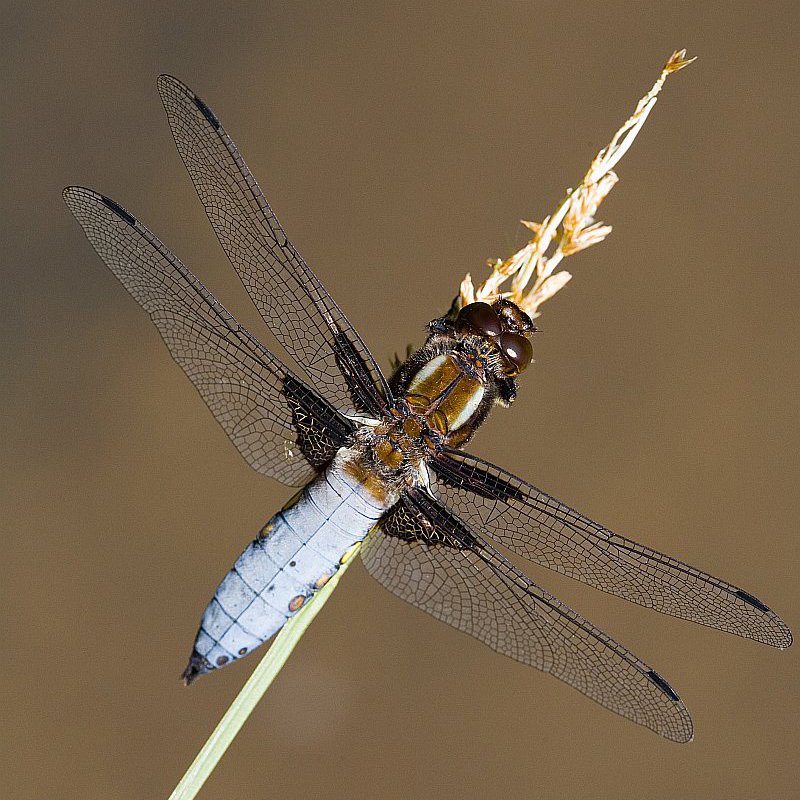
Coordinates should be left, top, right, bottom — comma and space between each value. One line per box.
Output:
734, 589, 771, 613
193, 95, 220, 130
646, 670, 681, 702
100, 195, 136, 226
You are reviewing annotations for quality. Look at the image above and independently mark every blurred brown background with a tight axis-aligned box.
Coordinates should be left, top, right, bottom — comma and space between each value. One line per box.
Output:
2, 2, 798, 798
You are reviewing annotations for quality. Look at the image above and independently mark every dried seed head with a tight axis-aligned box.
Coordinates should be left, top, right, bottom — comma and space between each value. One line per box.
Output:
665, 49, 697, 74
460, 49, 695, 320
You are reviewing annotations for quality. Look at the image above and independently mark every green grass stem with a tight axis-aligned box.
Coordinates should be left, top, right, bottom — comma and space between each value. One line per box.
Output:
167, 543, 361, 800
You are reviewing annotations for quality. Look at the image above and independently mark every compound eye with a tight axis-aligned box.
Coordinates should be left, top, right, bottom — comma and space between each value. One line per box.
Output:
498, 331, 533, 374
458, 302, 502, 337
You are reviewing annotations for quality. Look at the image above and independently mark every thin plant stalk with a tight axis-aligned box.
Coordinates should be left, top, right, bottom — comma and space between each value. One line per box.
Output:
167, 543, 362, 800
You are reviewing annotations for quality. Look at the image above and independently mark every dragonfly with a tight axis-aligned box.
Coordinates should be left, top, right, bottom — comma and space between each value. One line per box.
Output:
64, 75, 791, 744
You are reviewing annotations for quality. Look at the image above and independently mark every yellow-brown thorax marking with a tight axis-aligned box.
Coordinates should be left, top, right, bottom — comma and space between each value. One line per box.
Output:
406, 353, 485, 434
343, 456, 396, 503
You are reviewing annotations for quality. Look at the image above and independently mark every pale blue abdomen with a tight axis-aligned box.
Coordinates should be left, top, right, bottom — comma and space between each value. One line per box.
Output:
183, 458, 389, 682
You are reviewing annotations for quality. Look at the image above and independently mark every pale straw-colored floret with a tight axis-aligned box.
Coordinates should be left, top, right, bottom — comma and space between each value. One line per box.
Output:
460, 49, 696, 319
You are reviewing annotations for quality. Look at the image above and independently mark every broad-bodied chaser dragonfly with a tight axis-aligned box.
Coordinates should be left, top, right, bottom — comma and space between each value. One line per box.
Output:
64, 75, 791, 743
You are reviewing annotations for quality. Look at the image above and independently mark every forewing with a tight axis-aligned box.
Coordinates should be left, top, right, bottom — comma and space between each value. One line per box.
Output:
361, 490, 693, 742
157, 74, 391, 417
430, 449, 792, 649
63, 187, 355, 486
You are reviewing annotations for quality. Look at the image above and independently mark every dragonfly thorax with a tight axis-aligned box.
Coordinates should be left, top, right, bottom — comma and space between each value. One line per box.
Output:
389, 299, 536, 448
346, 406, 441, 496
406, 353, 486, 434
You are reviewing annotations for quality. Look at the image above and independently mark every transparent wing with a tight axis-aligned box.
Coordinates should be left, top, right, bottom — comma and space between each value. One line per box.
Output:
63, 187, 355, 487
430, 449, 792, 649
361, 490, 693, 742
157, 74, 391, 417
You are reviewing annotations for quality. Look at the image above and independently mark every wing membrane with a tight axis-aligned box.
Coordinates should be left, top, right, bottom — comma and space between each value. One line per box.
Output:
63, 187, 354, 486
362, 490, 693, 742
157, 74, 391, 417
430, 449, 792, 649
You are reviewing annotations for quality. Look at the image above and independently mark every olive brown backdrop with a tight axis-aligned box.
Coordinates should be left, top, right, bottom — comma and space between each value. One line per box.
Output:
2, 2, 798, 798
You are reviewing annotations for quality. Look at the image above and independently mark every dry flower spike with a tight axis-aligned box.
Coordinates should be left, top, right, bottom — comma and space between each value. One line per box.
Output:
460, 49, 696, 319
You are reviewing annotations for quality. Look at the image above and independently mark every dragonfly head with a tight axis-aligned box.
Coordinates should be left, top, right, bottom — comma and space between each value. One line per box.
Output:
455, 300, 535, 378
387, 299, 537, 448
